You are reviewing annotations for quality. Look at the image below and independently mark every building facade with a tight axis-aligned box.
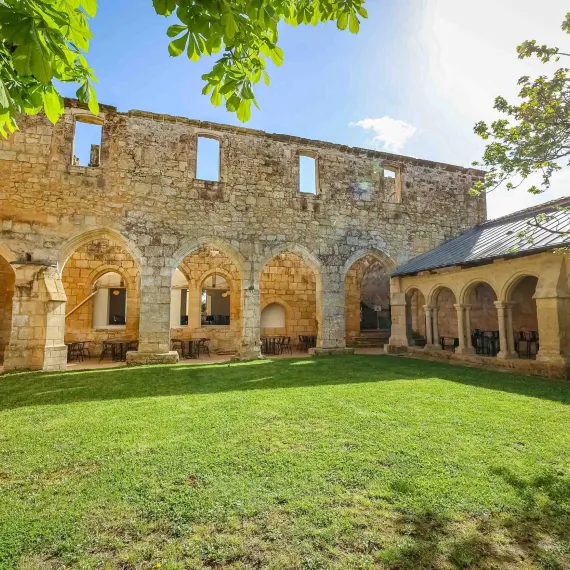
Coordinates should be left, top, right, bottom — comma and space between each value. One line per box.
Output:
0, 99, 484, 370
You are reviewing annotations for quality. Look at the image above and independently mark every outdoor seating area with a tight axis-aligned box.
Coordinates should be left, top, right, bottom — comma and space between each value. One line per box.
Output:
66, 339, 139, 363
471, 330, 500, 357
171, 338, 211, 359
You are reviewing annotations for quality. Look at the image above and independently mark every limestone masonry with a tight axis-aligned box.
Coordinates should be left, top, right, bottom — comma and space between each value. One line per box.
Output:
0, 99, 485, 370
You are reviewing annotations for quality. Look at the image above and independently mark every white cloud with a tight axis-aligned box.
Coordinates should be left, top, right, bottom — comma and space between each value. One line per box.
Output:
349, 116, 417, 153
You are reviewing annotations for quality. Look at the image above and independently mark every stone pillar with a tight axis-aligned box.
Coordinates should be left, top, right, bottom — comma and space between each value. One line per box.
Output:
454, 304, 475, 355
431, 307, 441, 350
506, 303, 516, 356
3, 264, 67, 371
239, 286, 261, 360
495, 301, 517, 359
386, 291, 411, 352
424, 305, 434, 348
312, 280, 353, 355
535, 293, 570, 367
464, 304, 474, 350
127, 265, 178, 366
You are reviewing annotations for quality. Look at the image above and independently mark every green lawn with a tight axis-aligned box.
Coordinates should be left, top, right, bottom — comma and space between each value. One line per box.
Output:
1, 356, 570, 569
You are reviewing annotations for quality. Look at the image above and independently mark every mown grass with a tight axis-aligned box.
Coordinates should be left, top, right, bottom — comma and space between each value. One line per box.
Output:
1, 355, 570, 569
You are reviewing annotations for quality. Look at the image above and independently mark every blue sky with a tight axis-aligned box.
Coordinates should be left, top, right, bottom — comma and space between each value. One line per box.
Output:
62, 0, 570, 219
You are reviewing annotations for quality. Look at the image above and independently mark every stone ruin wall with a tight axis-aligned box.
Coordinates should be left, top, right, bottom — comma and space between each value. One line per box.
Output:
0, 98, 486, 368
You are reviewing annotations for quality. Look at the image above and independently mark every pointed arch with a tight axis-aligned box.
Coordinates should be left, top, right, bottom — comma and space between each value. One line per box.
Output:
171, 236, 246, 279
257, 242, 322, 282
342, 247, 396, 278
58, 228, 143, 274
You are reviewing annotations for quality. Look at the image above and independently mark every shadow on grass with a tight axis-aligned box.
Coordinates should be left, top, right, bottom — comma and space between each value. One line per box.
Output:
0, 355, 569, 411
376, 466, 570, 568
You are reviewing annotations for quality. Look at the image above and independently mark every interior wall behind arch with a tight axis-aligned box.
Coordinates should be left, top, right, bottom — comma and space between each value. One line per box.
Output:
511, 276, 538, 332
62, 237, 140, 354
260, 253, 317, 341
469, 283, 498, 331
436, 288, 457, 337
0, 256, 15, 363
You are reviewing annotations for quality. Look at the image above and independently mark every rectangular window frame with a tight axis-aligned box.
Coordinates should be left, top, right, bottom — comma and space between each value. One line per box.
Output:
71, 113, 104, 169
298, 151, 319, 195
195, 134, 221, 182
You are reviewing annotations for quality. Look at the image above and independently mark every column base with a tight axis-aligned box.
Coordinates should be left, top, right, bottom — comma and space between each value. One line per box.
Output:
309, 347, 355, 356
454, 346, 476, 356
497, 351, 519, 360
385, 344, 408, 354
126, 351, 179, 366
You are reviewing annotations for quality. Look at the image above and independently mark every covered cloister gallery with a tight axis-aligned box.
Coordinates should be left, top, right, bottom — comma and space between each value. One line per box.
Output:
0, 230, 394, 369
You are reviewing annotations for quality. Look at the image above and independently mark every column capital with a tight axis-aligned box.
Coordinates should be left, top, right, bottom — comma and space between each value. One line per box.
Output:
494, 300, 507, 310
453, 303, 468, 310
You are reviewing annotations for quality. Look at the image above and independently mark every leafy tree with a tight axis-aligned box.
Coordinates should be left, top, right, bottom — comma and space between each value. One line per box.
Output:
472, 12, 570, 201
0, 0, 98, 137
0, 1, 367, 136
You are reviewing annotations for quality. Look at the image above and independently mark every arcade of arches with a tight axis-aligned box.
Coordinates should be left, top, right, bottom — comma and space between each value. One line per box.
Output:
2, 234, 395, 370
387, 250, 570, 378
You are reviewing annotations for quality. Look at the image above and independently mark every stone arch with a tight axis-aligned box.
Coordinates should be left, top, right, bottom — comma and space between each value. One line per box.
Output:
506, 274, 540, 345
0, 244, 16, 265
344, 249, 393, 342
501, 271, 540, 303
342, 247, 397, 278
171, 236, 245, 279
172, 241, 243, 353
459, 278, 499, 305
61, 231, 141, 354
58, 228, 142, 274
405, 286, 427, 344
259, 246, 321, 344
429, 285, 458, 340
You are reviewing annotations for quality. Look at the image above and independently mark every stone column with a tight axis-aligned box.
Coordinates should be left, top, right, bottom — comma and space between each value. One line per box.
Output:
506, 303, 516, 355
386, 291, 411, 352
424, 305, 434, 348
127, 264, 179, 366
454, 304, 475, 355
239, 286, 261, 360
534, 293, 570, 368
312, 267, 353, 356
4, 264, 67, 371
495, 301, 517, 359
464, 304, 474, 350
431, 307, 441, 350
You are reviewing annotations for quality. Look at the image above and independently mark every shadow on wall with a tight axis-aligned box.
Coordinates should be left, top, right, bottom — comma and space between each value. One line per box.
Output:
1, 355, 570, 412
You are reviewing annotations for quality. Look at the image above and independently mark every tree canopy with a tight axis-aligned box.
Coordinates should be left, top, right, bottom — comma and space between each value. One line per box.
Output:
473, 12, 570, 200
0, 0, 367, 136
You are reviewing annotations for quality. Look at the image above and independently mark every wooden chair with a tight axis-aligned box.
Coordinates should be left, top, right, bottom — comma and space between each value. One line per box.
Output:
280, 336, 292, 354
197, 338, 210, 357
100, 341, 113, 361
171, 339, 183, 358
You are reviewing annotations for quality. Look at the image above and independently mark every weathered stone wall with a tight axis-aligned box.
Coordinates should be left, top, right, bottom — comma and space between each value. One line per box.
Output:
172, 247, 241, 352
0, 256, 14, 363
0, 98, 485, 369
435, 287, 458, 338
260, 253, 317, 341
62, 237, 140, 354
512, 276, 538, 332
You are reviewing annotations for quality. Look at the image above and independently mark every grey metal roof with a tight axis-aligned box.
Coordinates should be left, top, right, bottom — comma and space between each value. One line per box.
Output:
392, 196, 570, 276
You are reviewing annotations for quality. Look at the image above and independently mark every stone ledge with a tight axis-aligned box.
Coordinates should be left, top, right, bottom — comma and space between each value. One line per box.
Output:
126, 351, 179, 366
309, 347, 355, 356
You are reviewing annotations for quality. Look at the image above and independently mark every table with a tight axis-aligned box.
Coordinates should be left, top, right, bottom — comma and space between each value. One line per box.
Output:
101, 339, 134, 362
440, 337, 459, 352
172, 339, 198, 359
261, 336, 280, 355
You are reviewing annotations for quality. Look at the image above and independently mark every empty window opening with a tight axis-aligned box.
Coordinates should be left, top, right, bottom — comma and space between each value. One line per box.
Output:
383, 168, 396, 179
92, 272, 126, 327
196, 136, 220, 181
73, 118, 102, 167
299, 154, 317, 194
201, 273, 230, 326
381, 166, 401, 203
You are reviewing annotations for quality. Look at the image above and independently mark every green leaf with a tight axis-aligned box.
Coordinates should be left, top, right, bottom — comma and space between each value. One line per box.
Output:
167, 24, 187, 37
223, 13, 238, 39
81, 0, 97, 18
263, 71, 270, 86
337, 12, 348, 31
270, 46, 284, 66
210, 89, 222, 106
168, 32, 189, 56
349, 11, 359, 34
153, 0, 176, 16
0, 78, 10, 110
237, 99, 251, 122
42, 85, 63, 124
88, 82, 99, 115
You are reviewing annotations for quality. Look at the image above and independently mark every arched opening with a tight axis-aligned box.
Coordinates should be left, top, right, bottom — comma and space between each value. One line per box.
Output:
260, 252, 319, 351
405, 288, 426, 347
434, 287, 458, 351
62, 235, 140, 358
0, 254, 15, 364
171, 246, 241, 355
509, 275, 539, 359
261, 302, 286, 336
467, 282, 499, 357
345, 254, 391, 346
